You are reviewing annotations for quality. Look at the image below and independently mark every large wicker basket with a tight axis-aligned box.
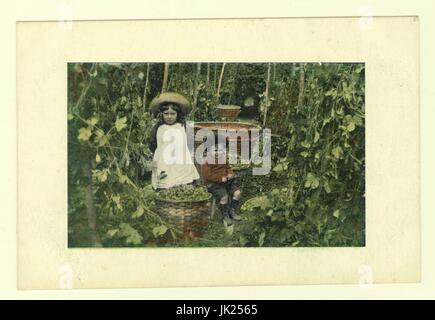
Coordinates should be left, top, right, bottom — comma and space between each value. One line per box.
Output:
155, 195, 212, 240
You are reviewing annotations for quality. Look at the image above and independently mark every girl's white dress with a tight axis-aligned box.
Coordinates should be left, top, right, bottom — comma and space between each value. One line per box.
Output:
151, 123, 200, 189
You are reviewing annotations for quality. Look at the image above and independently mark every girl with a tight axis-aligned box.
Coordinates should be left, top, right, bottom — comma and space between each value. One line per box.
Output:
148, 92, 200, 190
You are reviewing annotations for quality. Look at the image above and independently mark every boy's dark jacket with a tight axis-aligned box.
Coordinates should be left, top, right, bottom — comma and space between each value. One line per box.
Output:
201, 160, 234, 185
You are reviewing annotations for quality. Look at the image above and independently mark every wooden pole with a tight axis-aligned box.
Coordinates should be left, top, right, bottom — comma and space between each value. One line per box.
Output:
216, 63, 226, 98
83, 159, 102, 247
192, 63, 202, 111
262, 63, 272, 127
297, 63, 305, 107
213, 63, 218, 91
206, 63, 210, 86
142, 63, 150, 113
161, 63, 170, 93
273, 63, 276, 81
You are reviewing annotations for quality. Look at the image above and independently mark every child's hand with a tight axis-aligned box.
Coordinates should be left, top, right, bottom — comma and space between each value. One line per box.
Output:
222, 177, 227, 183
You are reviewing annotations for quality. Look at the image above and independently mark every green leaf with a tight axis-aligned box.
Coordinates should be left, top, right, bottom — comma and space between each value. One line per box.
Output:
333, 209, 340, 219
273, 163, 286, 172
304, 178, 312, 188
332, 146, 343, 159
323, 117, 332, 126
295, 222, 305, 234
87, 116, 98, 126
241, 195, 270, 212
78, 127, 92, 141
97, 135, 109, 147
343, 115, 356, 132
97, 77, 107, 86
239, 235, 248, 246
107, 229, 118, 237
152, 225, 168, 237
118, 223, 143, 245
118, 173, 129, 184
67, 113, 74, 121
118, 223, 133, 237
132, 206, 144, 218
304, 173, 319, 189
94, 129, 109, 147
93, 169, 108, 182
225, 224, 234, 236
300, 151, 309, 158
258, 231, 266, 247
325, 89, 336, 97
323, 180, 332, 193
126, 232, 143, 245
96, 154, 101, 163
301, 140, 311, 148
266, 209, 274, 217
95, 128, 104, 138
115, 117, 127, 132
169, 229, 177, 239
355, 65, 364, 73
354, 115, 364, 126
112, 194, 122, 209
314, 131, 320, 143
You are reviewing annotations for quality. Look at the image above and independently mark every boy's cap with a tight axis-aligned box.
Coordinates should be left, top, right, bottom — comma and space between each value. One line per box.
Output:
149, 92, 191, 117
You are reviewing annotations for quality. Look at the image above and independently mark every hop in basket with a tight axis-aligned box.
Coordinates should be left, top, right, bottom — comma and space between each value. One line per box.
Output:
155, 186, 212, 239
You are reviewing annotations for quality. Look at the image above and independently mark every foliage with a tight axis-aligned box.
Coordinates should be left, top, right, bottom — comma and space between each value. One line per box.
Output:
68, 63, 167, 247
156, 185, 211, 202
166, 64, 219, 121
237, 63, 365, 247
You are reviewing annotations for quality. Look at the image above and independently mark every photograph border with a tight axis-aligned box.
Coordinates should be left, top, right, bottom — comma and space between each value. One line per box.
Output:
17, 16, 419, 289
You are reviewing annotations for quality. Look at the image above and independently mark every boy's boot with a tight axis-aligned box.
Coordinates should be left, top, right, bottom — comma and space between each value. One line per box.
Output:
229, 199, 242, 221
219, 203, 232, 226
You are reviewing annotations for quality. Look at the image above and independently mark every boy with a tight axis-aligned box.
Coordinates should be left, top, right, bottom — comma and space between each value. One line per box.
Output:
201, 138, 242, 225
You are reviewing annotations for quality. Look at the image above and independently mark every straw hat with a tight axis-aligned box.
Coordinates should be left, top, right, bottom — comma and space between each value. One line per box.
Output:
149, 92, 192, 117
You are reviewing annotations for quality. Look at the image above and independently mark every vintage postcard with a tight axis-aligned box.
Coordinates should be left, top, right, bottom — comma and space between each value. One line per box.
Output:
17, 17, 419, 289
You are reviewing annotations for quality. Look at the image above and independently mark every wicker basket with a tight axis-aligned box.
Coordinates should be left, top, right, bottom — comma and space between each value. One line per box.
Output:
217, 105, 241, 121
155, 195, 212, 240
